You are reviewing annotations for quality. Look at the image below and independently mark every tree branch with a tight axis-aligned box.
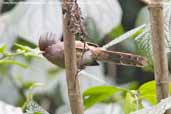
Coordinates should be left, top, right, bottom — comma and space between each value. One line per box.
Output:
148, 0, 170, 114
62, 0, 84, 114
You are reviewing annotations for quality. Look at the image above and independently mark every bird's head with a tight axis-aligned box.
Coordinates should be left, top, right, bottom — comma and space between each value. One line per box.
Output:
39, 33, 59, 52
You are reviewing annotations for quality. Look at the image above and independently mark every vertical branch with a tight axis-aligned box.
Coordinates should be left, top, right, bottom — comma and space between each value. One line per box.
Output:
148, 1, 170, 113
61, 0, 84, 114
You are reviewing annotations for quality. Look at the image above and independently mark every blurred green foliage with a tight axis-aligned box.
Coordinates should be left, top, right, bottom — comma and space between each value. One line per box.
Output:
108, 24, 124, 38
83, 86, 127, 109
83, 80, 171, 113
124, 91, 143, 114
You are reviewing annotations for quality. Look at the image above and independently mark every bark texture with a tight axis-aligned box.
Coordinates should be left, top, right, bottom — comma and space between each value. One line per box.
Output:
62, 0, 84, 114
148, 0, 170, 114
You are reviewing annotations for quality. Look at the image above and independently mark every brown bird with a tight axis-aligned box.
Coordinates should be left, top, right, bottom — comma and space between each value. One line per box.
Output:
39, 33, 147, 69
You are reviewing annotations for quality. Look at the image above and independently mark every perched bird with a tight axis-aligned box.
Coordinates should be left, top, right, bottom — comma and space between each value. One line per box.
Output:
39, 33, 147, 69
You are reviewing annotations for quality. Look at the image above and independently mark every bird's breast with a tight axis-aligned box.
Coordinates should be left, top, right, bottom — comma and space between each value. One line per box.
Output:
44, 43, 65, 68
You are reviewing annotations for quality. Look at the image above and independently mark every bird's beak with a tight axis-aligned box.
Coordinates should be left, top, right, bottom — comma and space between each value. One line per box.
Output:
39, 50, 45, 54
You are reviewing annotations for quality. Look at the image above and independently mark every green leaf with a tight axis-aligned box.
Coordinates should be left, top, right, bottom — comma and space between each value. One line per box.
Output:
83, 86, 127, 109
0, 59, 28, 68
139, 94, 157, 105
124, 91, 142, 114
15, 43, 31, 51
108, 24, 124, 38
138, 80, 157, 105
169, 82, 171, 95
124, 92, 136, 114
83, 86, 126, 96
0, 44, 7, 53
34, 112, 43, 114
127, 81, 138, 90
15, 43, 41, 57
138, 80, 171, 105
139, 81, 156, 95
23, 82, 43, 90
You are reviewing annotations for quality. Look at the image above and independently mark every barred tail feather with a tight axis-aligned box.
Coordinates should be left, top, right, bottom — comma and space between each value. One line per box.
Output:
93, 48, 147, 67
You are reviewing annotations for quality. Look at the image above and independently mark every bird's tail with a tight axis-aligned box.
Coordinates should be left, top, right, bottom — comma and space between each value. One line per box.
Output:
92, 48, 147, 67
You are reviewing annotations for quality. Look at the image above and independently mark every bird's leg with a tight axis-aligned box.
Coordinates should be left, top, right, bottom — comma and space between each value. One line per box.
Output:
75, 37, 87, 81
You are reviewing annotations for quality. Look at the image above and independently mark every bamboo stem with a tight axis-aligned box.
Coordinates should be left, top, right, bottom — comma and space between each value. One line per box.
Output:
61, 0, 84, 114
148, 0, 170, 113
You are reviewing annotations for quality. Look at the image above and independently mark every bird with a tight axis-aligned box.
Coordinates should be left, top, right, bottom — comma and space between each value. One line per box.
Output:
39, 33, 147, 69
